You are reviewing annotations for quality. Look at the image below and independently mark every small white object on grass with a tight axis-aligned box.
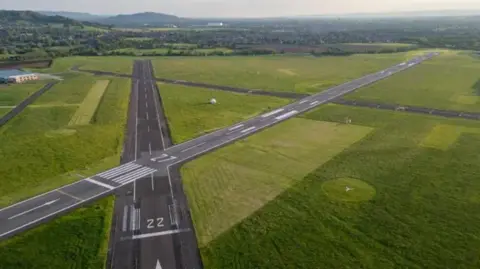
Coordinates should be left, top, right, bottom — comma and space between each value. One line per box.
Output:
210, 98, 217, 105
345, 186, 353, 192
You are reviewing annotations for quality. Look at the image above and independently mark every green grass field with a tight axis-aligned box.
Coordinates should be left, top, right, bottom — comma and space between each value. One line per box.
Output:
152, 53, 408, 93
111, 47, 232, 55
181, 104, 480, 268
43, 57, 134, 74
0, 76, 130, 269
35, 74, 96, 105
0, 81, 49, 106
0, 77, 130, 206
0, 197, 114, 269
69, 80, 110, 125
346, 51, 480, 112
159, 84, 291, 143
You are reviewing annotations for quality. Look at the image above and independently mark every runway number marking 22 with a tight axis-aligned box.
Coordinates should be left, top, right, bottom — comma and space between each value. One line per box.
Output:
147, 218, 164, 229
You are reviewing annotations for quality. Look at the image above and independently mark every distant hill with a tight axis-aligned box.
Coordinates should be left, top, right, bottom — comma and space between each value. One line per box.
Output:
97, 12, 181, 27
39, 11, 109, 22
0, 10, 82, 25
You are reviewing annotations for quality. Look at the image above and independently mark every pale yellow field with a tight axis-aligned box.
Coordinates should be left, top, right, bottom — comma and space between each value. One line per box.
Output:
181, 118, 372, 246
68, 80, 110, 126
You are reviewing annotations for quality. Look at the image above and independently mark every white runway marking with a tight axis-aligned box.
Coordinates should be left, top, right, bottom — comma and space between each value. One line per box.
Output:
146, 112, 149, 120
84, 178, 115, 190
241, 126, 256, 133
180, 142, 206, 153
146, 102, 148, 108
56, 189, 83, 201
274, 110, 298, 121
310, 101, 320, 106
151, 173, 155, 191
149, 143, 152, 155
299, 99, 309, 104
131, 229, 191, 240
97, 163, 141, 179
8, 199, 59, 220
261, 108, 284, 118
228, 124, 244, 131
168, 204, 177, 226
122, 205, 128, 232
148, 126, 150, 132
130, 205, 135, 231
156, 260, 163, 269
112, 167, 157, 184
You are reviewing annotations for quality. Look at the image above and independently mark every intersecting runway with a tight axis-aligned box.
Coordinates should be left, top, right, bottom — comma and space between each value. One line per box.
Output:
0, 52, 439, 268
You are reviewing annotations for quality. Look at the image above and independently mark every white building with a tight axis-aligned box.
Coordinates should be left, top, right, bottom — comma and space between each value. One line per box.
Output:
207, 22, 224, 27
0, 69, 38, 84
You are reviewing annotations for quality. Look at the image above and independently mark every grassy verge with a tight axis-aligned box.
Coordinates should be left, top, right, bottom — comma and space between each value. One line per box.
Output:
0, 197, 114, 269
346, 50, 480, 112
159, 84, 291, 143
69, 80, 110, 125
35, 74, 97, 105
0, 77, 130, 268
152, 53, 408, 93
189, 104, 480, 268
0, 81, 49, 106
37, 57, 134, 74
0, 77, 130, 206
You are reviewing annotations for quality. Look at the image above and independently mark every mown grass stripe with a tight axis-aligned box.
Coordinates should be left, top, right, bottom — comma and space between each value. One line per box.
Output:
68, 80, 110, 126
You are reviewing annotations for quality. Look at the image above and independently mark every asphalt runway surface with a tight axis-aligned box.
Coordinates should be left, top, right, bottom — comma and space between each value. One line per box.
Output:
107, 60, 202, 269
333, 98, 480, 121
0, 82, 58, 127
0, 52, 438, 268
72, 66, 309, 100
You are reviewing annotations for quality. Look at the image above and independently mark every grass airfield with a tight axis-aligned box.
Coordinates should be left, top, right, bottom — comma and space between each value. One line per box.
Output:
3, 50, 480, 268
187, 104, 480, 269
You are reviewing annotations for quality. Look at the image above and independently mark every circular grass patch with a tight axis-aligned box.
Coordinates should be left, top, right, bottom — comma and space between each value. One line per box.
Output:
322, 178, 376, 202
45, 129, 77, 138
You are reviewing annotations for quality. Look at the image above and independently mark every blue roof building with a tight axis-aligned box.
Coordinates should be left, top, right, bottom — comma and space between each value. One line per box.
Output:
0, 69, 37, 83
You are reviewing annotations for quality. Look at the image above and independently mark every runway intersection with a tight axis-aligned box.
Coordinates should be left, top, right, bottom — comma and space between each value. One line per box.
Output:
0, 52, 438, 268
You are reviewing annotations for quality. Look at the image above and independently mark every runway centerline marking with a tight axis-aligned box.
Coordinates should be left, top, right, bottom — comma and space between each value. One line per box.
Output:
84, 178, 115, 190
180, 142, 206, 153
241, 126, 256, 133
261, 108, 284, 118
56, 189, 84, 202
131, 228, 191, 240
146, 112, 149, 120
299, 99, 309, 104
228, 124, 244, 131
8, 199, 59, 220
310, 101, 320, 106
149, 142, 152, 155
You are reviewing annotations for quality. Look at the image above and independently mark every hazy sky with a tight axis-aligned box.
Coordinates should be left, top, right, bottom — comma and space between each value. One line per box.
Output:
4, 0, 480, 17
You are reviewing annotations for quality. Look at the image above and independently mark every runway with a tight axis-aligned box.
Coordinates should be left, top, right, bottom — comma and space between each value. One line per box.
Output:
0, 52, 438, 268
0, 82, 58, 127
108, 60, 202, 269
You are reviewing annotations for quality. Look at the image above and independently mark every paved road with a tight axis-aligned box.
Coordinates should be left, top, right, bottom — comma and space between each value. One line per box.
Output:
333, 98, 480, 121
107, 60, 202, 269
0, 53, 438, 268
72, 66, 308, 100
0, 82, 58, 127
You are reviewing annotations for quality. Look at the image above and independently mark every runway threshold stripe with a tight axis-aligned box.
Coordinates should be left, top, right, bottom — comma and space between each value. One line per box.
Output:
97, 163, 139, 178
84, 178, 115, 190
131, 229, 191, 240
113, 167, 157, 184
100, 164, 142, 179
